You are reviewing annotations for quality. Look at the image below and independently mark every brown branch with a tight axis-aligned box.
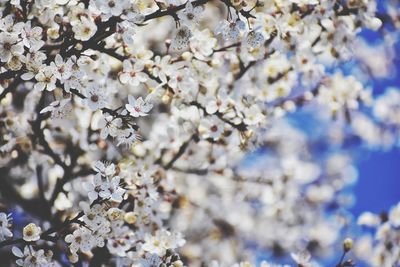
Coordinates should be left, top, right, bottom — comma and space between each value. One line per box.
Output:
164, 134, 197, 170
0, 210, 84, 249
143, 0, 210, 21
212, 42, 241, 54
190, 101, 248, 132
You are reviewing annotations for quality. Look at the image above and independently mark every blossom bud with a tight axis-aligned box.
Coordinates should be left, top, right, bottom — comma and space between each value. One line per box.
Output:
366, 17, 382, 31
75, 43, 83, 51
182, 51, 193, 61
343, 238, 353, 252
173, 260, 184, 267
124, 212, 137, 224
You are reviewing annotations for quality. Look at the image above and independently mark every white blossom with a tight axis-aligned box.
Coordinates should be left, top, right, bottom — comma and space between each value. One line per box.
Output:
72, 17, 97, 41
83, 83, 108, 110
0, 33, 23, 62
170, 26, 192, 51
22, 223, 41, 242
125, 95, 153, 117
34, 66, 57, 91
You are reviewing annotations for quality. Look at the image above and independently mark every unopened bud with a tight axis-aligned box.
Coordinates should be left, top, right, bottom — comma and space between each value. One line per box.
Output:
343, 238, 353, 252
173, 260, 183, 267
75, 43, 83, 51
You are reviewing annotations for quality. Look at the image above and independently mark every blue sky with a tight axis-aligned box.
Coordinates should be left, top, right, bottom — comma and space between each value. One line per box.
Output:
351, 147, 400, 216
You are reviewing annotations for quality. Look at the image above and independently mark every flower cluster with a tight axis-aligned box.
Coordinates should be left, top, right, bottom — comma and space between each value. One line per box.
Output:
0, 212, 12, 241
0, 0, 399, 266
12, 245, 55, 267
84, 161, 126, 203
355, 202, 400, 267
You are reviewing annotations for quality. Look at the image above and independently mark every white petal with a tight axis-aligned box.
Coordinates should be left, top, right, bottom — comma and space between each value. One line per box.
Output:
12, 247, 23, 258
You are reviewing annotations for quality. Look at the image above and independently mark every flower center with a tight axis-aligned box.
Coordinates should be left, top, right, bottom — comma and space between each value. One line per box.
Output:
108, 0, 115, 7
177, 29, 186, 38
83, 27, 91, 34
187, 13, 194, 20
91, 94, 99, 102
75, 236, 82, 243
3, 42, 11, 51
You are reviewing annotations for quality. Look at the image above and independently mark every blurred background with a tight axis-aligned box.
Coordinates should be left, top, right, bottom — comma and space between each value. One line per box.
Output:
351, 0, 400, 218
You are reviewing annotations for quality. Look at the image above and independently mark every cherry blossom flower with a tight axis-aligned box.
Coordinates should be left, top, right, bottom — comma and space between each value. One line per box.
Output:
84, 173, 105, 203
116, 21, 136, 45
80, 202, 109, 230
0, 15, 23, 34
141, 233, 168, 256
34, 66, 57, 91
94, 161, 116, 177
190, 28, 217, 59
198, 116, 224, 140
22, 223, 41, 242
21, 51, 46, 80
12, 246, 54, 267
178, 1, 203, 27
125, 95, 153, 117
97, 115, 123, 139
121, 3, 144, 23
6, 53, 24, 71
142, 230, 185, 256
151, 55, 177, 83
119, 60, 148, 86
167, 68, 198, 96
107, 224, 135, 256
99, 176, 126, 202
72, 17, 97, 41
65, 227, 94, 253
170, 25, 192, 51
93, 0, 130, 16
40, 99, 73, 119
0, 33, 23, 62
243, 105, 264, 126
244, 30, 265, 48
204, 91, 230, 114
83, 83, 108, 110
116, 127, 141, 147
215, 19, 246, 41
21, 21, 44, 51
50, 54, 73, 81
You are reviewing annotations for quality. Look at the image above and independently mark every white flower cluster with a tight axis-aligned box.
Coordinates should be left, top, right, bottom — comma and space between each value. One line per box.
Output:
0, 0, 398, 266
12, 245, 55, 267
0, 212, 12, 241
84, 161, 126, 203
355, 202, 400, 267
